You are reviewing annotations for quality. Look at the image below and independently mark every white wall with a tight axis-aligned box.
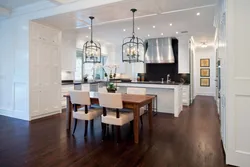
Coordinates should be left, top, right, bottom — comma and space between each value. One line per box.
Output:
0, 18, 30, 120
0, 0, 124, 120
194, 46, 216, 97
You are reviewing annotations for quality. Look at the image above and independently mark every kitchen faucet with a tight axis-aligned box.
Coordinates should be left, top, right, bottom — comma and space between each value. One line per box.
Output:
167, 74, 171, 83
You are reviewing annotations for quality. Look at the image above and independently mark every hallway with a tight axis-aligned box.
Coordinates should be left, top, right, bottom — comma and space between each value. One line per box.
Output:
0, 96, 225, 167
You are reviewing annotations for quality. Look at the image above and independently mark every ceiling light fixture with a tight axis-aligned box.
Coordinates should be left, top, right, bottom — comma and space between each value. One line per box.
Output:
123, 29, 126, 32
137, 27, 140, 30
122, 8, 144, 63
197, 12, 200, 16
86, 36, 89, 38
83, 16, 101, 63
161, 33, 164, 36
201, 42, 208, 48
88, 27, 91, 29
153, 25, 156, 28
176, 32, 179, 34
148, 34, 150, 37
170, 23, 172, 26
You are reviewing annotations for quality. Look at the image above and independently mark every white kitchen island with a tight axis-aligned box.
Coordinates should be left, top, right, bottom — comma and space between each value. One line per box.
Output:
116, 82, 183, 117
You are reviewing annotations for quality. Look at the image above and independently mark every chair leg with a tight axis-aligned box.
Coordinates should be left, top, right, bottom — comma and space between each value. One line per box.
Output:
140, 116, 143, 126
90, 120, 94, 128
102, 123, 106, 140
84, 120, 88, 138
72, 119, 78, 135
111, 125, 115, 137
116, 126, 121, 143
130, 121, 134, 134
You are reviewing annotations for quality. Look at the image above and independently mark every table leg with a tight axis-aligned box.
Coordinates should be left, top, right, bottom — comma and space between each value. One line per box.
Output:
148, 100, 153, 130
66, 97, 73, 131
133, 104, 139, 144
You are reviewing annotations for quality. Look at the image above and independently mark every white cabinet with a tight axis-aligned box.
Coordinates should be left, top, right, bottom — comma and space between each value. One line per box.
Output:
178, 37, 190, 74
182, 85, 190, 106
30, 22, 61, 120
61, 85, 74, 108
61, 31, 76, 71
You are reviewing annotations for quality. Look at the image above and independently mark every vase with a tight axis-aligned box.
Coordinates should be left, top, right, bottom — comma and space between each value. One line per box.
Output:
107, 89, 116, 93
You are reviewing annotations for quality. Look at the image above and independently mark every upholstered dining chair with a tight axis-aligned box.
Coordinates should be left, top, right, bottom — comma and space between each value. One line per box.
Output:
98, 87, 107, 93
127, 87, 147, 125
98, 93, 134, 143
69, 91, 102, 137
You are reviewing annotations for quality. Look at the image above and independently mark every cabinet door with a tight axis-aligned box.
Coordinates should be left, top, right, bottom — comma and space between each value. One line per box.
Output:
50, 45, 61, 111
178, 39, 190, 73
39, 42, 51, 114
30, 39, 41, 117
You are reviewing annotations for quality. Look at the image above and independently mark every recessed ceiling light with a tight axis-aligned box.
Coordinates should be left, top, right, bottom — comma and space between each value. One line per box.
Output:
123, 29, 126, 32
137, 27, 140, 30
86, 36, 89, 38
170, 23, 172, 26
176, 32, 179, 34
148, 34, 150, 37
196, 12, 200, 16
88, 27, 91, 29
153, 26, 156, 28
161, 33, 164, 36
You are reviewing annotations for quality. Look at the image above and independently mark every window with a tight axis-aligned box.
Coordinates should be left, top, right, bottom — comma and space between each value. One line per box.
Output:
75, 49, 106, 81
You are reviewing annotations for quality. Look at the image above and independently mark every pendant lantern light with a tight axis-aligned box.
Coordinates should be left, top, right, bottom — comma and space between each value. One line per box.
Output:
122, 9, 144, 63
83, 16, 101, 63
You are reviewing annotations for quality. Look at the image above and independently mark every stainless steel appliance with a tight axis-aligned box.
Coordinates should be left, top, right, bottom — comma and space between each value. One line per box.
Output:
144, 37, 175, 63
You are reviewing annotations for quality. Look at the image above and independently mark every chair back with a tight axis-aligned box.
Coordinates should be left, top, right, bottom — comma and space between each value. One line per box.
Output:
69, 91, 91, 105
98, 87, 107, 93
127, 87, 146, 95
98, 93, 123, 109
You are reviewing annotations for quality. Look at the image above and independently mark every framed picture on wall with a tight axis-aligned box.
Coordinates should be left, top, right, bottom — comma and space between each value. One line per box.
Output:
200, 68, 210, 77
200, 59, 210, 67
200, 78, 210, 87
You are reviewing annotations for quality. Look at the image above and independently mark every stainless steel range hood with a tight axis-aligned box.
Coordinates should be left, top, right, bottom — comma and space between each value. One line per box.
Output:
144, 37, 175, 63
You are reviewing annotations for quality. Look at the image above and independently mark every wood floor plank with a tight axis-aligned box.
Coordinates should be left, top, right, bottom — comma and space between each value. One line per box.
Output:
0, 96, 227, 167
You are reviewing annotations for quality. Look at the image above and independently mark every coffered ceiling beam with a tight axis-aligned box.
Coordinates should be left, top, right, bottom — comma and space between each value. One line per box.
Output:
49, 0, 79, 5
0, 6, 11, 16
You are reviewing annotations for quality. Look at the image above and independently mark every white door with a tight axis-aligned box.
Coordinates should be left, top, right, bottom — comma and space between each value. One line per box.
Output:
226, 0, 250, 166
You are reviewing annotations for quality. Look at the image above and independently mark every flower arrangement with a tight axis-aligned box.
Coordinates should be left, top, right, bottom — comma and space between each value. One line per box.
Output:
102, 64, 119, 93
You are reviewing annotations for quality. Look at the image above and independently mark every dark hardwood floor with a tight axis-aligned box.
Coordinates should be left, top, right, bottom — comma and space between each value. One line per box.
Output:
0, 96, 226, 167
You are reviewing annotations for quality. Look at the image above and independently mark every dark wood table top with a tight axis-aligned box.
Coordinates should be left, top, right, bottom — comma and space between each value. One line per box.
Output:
64, 92, 154, 104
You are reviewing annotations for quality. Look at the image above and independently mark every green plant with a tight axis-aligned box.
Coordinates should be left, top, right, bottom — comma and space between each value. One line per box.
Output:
106, 82, 117, 92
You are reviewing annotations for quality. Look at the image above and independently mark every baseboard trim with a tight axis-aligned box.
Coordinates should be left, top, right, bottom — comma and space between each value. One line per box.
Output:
0, 109, 29, 121
30, 110, 61, 121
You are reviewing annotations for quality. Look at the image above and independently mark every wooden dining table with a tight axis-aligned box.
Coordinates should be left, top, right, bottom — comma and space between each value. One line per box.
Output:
64, 92, 154, 144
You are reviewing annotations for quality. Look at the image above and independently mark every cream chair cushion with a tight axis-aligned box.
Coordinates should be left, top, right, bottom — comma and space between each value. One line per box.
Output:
126, 87, 147, 115
73, 108, 102, 121
101, 111, 134, 126
98, 93, 123, 109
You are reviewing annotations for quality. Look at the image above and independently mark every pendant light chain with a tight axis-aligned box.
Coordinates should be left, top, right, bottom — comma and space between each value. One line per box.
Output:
90, 16, 94, 43
132, 10, 135, 37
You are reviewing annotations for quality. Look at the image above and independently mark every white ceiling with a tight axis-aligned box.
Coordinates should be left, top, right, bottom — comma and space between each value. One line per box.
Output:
36, 0, 217, 46
0, 0, 47, 10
